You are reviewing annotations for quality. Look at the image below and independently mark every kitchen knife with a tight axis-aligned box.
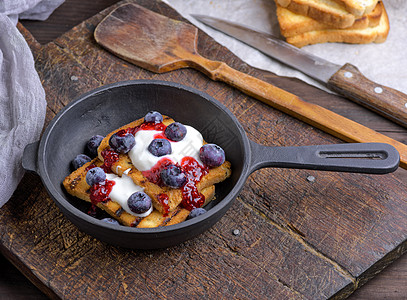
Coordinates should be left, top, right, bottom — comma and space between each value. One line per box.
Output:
192, 14, 407, 128
94, 3, 407, 169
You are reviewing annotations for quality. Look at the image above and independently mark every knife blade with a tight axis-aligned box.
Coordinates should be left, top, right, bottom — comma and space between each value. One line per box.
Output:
192, 14, 407, 128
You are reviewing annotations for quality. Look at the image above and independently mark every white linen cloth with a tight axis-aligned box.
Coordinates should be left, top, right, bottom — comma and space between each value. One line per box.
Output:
165, 0, 407, 94
0, 0, 64, 208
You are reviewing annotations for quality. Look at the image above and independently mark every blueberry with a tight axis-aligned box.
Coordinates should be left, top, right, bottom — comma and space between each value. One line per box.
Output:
187, 207, 207, 219
148, 138, 172, 157
127, 192, 152, 214
160, 165, 186, 188
165, 122, 187, 141
109, 130, 135, 153
144, 111, 163, 123
86, 167, 106, 186
72, 154, 91, 169
86, 135, 104, 157
199, 144, 225, 167
101, 218, 120, 225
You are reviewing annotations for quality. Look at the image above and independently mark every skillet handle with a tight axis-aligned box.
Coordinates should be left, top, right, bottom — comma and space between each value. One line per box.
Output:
22, 141, 40, 174
249, 141, 400, 175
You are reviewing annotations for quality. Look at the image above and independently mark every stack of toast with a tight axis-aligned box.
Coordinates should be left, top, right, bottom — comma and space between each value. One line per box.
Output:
274, 0, 389, 47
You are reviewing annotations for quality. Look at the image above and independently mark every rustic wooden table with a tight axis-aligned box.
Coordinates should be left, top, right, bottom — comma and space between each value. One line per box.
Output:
1, 0, 406, 299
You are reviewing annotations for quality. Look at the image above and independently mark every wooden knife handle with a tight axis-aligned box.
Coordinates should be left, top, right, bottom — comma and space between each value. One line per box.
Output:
188, 55, 407, 169
327, 63, 407, 128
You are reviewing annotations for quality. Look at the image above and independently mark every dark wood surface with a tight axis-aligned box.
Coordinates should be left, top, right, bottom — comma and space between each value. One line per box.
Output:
1, 0, 406, 299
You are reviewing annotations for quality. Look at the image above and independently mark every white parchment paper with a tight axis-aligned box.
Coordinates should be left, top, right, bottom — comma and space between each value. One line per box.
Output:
164, 0, 407, 94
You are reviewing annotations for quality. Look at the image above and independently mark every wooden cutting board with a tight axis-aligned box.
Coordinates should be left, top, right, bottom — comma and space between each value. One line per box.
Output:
1, 0, 407, 299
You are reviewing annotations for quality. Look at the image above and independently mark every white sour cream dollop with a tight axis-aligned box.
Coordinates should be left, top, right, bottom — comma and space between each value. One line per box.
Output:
105, 169, 152, 218
128, 125, 204, 171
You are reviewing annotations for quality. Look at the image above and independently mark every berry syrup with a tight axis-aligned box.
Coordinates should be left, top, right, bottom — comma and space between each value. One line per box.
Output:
89, 180, 115, 206
112, 121, 208, 214
157, 193, 170, 216
116, 129, 128, 137
100, 149, 119, 173
180, 157, 208, 211
142, 157, 173, 186
86, 165, 116, 216
128, 122, 167, 135
142, 156, 208, 212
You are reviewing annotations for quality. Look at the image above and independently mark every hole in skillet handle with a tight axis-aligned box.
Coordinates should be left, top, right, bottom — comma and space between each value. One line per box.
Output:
319, 150, 386, 159
249, 141, 400, 174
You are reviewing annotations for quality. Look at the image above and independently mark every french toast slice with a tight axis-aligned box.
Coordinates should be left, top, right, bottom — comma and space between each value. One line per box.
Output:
97, 115, 232, 214
63, 158, 216, 227
110, 154, 231, 213
276, 1, 383, 38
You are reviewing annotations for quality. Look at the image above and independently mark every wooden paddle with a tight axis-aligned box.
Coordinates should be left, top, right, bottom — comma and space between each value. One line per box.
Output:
94, 3, 407, 169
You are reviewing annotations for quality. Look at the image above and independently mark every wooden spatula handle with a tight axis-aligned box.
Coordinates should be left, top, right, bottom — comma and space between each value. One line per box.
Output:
190, 55, 407, 169
328, 63, 407, 128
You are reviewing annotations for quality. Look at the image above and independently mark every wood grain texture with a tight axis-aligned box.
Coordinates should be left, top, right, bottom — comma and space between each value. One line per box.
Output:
328, 63, 407, 128
1, 0, 406, 299
19, 0, 120, 45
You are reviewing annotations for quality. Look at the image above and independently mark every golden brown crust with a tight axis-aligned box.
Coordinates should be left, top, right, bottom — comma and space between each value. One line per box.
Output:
137, 185, 215, 228
63, 159, 217, 227
108, 154, 230, 213
366, 1, 383, 27
97, 115, 231, 214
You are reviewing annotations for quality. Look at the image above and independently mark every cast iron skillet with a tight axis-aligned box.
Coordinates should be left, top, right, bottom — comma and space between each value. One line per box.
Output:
23, 80, 400, 249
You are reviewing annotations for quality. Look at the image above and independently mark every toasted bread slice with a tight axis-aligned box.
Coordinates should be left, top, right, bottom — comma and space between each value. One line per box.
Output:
63, 158, 216, 227
109, 153, 231, 213
283, 1, 389, 47
275, 0, 358, 28
97, 115, 232, 214
333, 0, 378, 16
97, 115, 175, 157
277, 1, 383, 38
